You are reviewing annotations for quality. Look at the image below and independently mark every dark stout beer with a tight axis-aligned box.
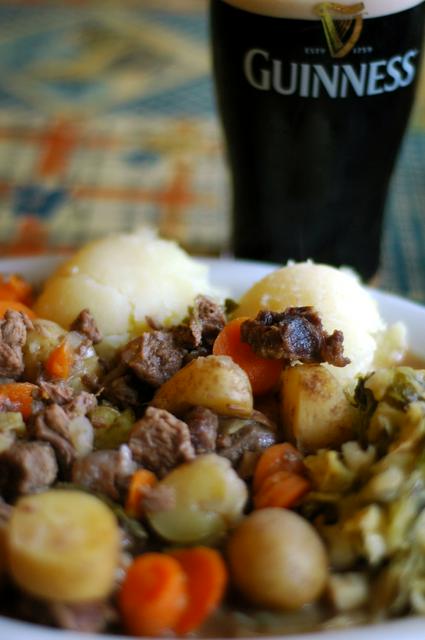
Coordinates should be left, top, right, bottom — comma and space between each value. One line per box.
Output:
210, 0, 425, 279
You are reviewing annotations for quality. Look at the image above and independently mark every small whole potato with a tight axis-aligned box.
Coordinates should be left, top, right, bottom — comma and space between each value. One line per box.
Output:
7, 490, 120, 603
146, 453, 248, 544
227, 508, 328, 610
152, 355, 253, 418
281, 364, 358, 453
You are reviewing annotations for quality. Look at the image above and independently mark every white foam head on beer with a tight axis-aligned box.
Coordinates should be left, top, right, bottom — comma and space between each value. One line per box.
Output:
222, 0, 424, 19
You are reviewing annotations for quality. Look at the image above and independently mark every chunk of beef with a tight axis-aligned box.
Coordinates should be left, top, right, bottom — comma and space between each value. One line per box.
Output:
65, 391, 97, 419
184, 406, 218, 454
217, 417, 277, 466
191, 295, 226, 346
38, 380, 74, 405
72, 445, 136, 501
9, 590, 115, 633
254, 394, 281, 428
173, 296, 226, 351
49, 600, 115, 633
240, 307, 350, 367
70, 308, 102, 345
120, 331, 186, 388
0, 310, 33, 378
1, 309, 32, 344
129, 407, 195, 478
182, 346, 210, 364
0, 441, 57, 501
102, 373, 144, 408
29, 403, 75, 473
171, 324, 196, 351
0, 395, 19, 412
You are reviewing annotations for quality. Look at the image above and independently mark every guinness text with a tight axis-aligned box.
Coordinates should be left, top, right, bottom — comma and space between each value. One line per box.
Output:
244, 48, 419, 97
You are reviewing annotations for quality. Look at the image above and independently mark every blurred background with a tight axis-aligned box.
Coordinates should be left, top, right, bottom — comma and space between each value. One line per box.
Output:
0, 0, 424, 302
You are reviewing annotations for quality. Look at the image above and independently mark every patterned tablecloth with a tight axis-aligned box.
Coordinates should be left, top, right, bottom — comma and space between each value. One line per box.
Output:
0, 0, 424, 302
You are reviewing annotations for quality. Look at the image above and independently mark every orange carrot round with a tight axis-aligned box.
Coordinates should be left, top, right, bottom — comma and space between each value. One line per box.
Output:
253, 443, 305, 493
0, 300, 35, 319
0, 382, 37, 419
118, 553, 188, 637
213, 317, 283, 395
253, 469, 311, 509
169, 546, 228, 634
44, 340, 73, 380
125, 469, 158, 519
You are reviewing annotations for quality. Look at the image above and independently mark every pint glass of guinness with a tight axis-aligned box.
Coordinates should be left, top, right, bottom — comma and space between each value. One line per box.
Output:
210, 0, 425, 279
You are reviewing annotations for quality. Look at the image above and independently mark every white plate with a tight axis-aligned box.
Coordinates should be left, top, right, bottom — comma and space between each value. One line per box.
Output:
0, 255, 425, 640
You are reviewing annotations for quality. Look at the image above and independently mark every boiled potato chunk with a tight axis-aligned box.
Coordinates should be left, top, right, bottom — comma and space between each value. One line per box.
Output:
227, 508, 328, 610
7, 490, 120, 602
281, 364, 358, 453
152, 355, 253, 418
146, 454, 248, 544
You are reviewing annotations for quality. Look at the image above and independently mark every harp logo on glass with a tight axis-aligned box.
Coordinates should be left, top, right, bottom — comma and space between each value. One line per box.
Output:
315, 2, 365, 59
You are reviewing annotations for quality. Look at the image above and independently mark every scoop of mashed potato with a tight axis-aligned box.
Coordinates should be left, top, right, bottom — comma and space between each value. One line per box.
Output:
34, 229, 222, 349
233, 261, 406, 386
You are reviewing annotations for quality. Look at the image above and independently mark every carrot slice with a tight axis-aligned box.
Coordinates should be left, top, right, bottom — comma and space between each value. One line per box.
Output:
118, 553, 188, 637
169, 546, 228, 634
0, 274, 33, 306
0, 300, 35, 319
0, 382, 37, 419
213, 317, 283, 395
253, 443, 305, 493
125, 469, 158, 519
253, 469, 311, 509
44, 340, 73, 379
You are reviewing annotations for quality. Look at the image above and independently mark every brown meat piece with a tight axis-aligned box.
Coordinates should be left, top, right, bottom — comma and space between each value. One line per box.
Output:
70, 309, 102, 345
9, 591, 115, 633
49, 600, 115, 633
129, 407, 195, 478
191, 295, 226, 346
240, 307, 350, 367
0, 310, 33, 378
2, 309, 32, 343
0, 441, 57, 501
72, 445, 136, 501
173, 295, 226, 350
184, 406, 218, 454
121, 331, 186, 388
0, 395, 18, 412
38, 381, 74, 405
64, 391, 97, 419
217, 417, 277, 465
30, 403, 75, 473
182, 346, 210, 364
102, 373, 143, 408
